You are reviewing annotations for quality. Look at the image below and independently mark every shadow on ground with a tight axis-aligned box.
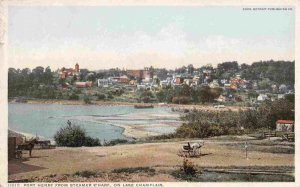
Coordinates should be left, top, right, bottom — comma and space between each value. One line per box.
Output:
8, 158, 48, 175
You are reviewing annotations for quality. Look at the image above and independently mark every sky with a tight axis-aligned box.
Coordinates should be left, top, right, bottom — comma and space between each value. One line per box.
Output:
8, 6, 295, 70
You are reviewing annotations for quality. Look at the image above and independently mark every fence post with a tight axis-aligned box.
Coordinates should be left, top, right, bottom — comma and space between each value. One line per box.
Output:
245, 141, 248, 160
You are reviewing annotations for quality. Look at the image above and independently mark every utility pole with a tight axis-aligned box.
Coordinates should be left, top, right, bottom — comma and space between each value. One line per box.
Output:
268, 125, 271, 140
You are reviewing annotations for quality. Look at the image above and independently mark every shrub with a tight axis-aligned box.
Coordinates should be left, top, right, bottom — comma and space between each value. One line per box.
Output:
103, 139, 128, 146
69, 93, 79, 100
143, 96, 150, 103
74, 170, 98, 178
54, 124, 86, 147
83, 95, 92, 104
97, 93, 106, 100
150, 133, 176, 140
54, 123, 101, 147
112, 167, 155, 174
74, 89, 82, 94
85, 136, 101, 147
181, 158, 197, 175
107, 93, 114, 99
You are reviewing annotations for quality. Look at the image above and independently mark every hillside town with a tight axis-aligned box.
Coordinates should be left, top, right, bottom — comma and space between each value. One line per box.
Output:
33, 60, 294, 107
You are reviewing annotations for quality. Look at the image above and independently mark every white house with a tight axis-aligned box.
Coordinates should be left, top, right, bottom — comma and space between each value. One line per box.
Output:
97, 79, 110, 87
209, 80, 220, 88
257, 94, 268, 101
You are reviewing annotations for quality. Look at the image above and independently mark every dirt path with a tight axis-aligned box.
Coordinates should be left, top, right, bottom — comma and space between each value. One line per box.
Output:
8, 138, 294, 182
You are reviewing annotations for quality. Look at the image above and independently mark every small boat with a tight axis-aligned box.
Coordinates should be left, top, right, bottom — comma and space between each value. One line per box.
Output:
134, 104, 154, 109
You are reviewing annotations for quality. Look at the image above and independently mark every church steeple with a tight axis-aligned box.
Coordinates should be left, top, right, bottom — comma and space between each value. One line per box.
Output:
75, 63, 79, 72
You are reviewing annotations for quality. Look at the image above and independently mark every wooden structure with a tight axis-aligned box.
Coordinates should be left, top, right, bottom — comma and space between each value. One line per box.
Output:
8, 137, 16, 160
263, 131, 294, 142
263, 131, 276, 138
282, 132, 295, 142
36, 140, 56, 149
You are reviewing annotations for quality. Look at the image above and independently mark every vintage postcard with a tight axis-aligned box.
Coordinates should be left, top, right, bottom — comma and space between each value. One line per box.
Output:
0, 0, 299, 187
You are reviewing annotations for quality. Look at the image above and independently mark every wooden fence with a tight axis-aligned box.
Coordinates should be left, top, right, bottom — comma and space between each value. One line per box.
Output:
263, 131, 295, 142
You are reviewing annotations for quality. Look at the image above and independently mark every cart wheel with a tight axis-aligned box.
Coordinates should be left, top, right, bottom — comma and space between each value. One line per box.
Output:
177, 149, 184, 157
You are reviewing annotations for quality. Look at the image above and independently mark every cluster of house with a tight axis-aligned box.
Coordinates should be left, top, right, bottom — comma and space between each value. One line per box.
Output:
97, 67, 153, 87
58, 64, 248, 92
158, 72, 248, 90
223, 75, 247, 90
96, 67, 214, 90
58, 64, 294, 105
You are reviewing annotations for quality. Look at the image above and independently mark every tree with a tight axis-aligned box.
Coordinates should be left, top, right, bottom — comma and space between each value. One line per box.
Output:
80, 69, 89, 81
258, 78, 272, 90
86, 73, 96, 82
258, 99, 294, 129
187, 64, 194, 74
71, 75, 77, 84
248, 91, 259, 99
54, 123, 101, 147
32, 66, 44, 75
196, 86, 222, 103
285, 94, 295, 103
43, 66, 53, 84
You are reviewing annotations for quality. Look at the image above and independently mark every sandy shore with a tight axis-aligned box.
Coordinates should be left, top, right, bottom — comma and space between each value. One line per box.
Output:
114, 124, 161, 138
9, 99, 248, 112
114, 123, 180, 139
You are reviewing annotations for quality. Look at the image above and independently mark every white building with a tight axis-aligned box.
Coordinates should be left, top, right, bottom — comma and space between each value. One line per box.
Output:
257, 94, 268, 101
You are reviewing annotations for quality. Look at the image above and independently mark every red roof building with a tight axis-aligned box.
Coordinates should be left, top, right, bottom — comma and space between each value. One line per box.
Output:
75, 81, 93, 88
276, 120, 294, 132
60, 64, 80, 80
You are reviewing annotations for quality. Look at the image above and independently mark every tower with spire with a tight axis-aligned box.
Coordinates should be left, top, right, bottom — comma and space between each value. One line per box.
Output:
75, 63, 79, 72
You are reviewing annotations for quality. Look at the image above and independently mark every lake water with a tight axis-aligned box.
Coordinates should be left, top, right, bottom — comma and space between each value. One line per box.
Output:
8, 103, 181, 141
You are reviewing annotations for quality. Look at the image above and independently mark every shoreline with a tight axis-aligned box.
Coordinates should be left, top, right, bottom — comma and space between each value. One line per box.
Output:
114, 124, 161, 139
9, 99, 247, 112
112, 123, 180, 139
